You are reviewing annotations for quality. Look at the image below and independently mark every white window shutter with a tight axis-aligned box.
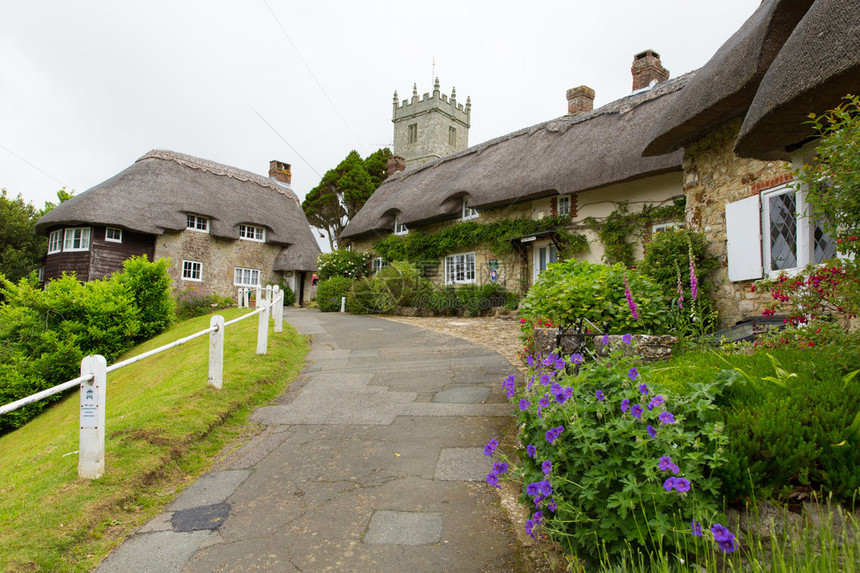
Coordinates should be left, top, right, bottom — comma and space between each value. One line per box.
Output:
725, 195, 763, 282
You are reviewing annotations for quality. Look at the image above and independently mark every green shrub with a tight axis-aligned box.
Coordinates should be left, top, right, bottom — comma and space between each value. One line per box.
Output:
348, 261, 433, 314
494, 346, 730, 562
316, 277, 354, 312
317, 250, 371, 281
116, 256, 174, 337
519, 261, 667, 334
175, 286, 232, 320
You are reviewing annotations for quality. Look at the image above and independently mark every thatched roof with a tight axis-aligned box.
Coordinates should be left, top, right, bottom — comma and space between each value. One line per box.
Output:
340, 73, 692, 241
642, 0, 814, 156
36, 149, 320, 271
735, 0, 860, 159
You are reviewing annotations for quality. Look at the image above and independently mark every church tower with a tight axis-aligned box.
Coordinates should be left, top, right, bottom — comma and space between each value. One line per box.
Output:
392, 78, 471, 170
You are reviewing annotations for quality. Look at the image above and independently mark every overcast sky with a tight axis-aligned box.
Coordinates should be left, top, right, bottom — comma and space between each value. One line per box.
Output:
1, 0, 760, 248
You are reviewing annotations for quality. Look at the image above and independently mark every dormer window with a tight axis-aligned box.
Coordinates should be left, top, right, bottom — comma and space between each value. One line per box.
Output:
462, 197, 479, 221
239, 224, 266, 242
394, 215, 408, 236
186, 214, 209, 232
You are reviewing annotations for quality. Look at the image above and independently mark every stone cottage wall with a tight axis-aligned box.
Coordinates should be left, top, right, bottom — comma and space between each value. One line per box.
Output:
682, 118, 792, 327
155, 230, 283, 300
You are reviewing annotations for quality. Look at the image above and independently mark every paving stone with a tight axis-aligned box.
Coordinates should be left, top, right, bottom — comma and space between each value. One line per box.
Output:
435, 447, 493, 481
433, 386, 490, 403
363, 510, 443, 545
171, 502, 231, 532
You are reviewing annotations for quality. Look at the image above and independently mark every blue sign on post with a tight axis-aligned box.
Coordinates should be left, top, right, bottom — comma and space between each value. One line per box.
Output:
490, 269, 498, 282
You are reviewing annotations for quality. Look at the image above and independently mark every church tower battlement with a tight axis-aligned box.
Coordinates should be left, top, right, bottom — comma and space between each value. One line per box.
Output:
392, 78, 471, 170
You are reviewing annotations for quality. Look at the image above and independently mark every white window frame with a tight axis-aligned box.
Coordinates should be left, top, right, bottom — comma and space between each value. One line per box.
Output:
444, 252, 476, 285
462, 197, 479, 221
105, 227, 123, 243
533, 242, 558, 283
48, 230, 63, 254
725, 182, 837, 282
394, 215, 408, 236
234, 267, 261, 287
557, 195, 571, 216
63, 227, 91, 252
652, 222, 682, 234
371, 257, 388, 274
239, 224, 266, 242
38, 267, 44, 282
186, 214, 209, 233
182, 260, 202, 282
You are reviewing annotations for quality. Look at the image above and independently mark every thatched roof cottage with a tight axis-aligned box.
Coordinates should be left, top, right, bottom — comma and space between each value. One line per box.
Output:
35, 150, 321, 304
341, 52, 691, 292
643, 0, 859, 327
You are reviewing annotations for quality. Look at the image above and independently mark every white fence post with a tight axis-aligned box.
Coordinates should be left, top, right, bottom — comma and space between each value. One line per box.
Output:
237, 288, 243, 308
208, 315, 224, 389
266, 285, 272, 305
255, 286, 262, 307
257, 300, 269, 355
79, 354, 107, 480
340, 296, 346, 313
273, 286, 283, 333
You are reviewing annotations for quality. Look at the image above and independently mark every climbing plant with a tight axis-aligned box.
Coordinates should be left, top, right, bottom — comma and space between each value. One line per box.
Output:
585, 198, 686, 267
373, 216, 587, 264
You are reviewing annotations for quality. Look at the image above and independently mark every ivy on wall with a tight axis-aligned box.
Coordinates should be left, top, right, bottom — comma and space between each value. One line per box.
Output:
373, 215, 587, 264
585, 198, 686, 268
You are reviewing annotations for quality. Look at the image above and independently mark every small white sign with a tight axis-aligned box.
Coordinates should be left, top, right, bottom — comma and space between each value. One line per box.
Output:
80, 383, 99, 428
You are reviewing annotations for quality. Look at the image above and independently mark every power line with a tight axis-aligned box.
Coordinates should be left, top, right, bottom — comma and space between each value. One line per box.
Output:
262, 0, 366, 153
0, 142, 67, 187
252, 107, 322, 180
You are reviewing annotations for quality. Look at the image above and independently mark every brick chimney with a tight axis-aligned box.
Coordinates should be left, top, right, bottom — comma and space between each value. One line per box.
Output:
566, 85, 595, 116
269, 160, 291, 185
631, 50, 669, 91
387, 155, 406, 175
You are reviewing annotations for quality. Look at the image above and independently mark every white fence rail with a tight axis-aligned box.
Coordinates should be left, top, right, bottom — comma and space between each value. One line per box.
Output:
0, 285, 285, 479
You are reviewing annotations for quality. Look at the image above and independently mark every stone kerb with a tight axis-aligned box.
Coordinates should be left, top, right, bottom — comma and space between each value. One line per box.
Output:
533, 328, 678, 362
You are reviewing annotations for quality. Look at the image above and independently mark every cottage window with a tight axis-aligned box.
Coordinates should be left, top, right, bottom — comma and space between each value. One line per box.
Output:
38, 267, 44, 282
182, 260, 202, 282
63, 227, 91, 251
394, 215, 408, 236
445, 252, 476, 285
186, 214, 209, 232
725, 183, 836, 282
105, 227, 123, 243
652, 222, 681, 234
239, 224, 265, 242
371, 257, 388, 274
407, 124, 418, 144
234, 267, 261, 287
557, 195, 571, 216
462, 197, 479, 221
48, 230, 63, 254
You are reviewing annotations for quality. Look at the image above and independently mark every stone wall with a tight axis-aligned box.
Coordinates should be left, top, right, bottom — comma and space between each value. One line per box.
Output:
682, 119, 792, 327
154, 230, 283, 300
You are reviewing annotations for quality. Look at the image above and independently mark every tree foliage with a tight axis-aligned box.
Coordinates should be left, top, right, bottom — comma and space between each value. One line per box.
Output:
302, 148, 392, 250
795, 95, 860, 259
0, 188, 72, 283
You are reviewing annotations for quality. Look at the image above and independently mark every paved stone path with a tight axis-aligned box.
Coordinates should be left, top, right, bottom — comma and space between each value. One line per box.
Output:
98, 310, 521, 572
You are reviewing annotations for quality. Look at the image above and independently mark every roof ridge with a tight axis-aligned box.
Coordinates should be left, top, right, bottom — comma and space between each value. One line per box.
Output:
138, 149, 299, 205
385, 72, 695, 184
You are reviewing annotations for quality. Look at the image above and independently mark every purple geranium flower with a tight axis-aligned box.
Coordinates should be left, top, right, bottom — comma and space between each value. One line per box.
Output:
493, 462, 508, 474
570, 353, 584, 364
648, 395, 665, 410
545, 426, 564, 444
691, 519, 703, 538
657, 455, 681, 474
547, 499, 557, 513
526, 444, 537, 458
538, 480, 553, 496
525, 519, 536, 540
595, 390, 605, 401
628, 367, 639, 380
539, 374, 551, 386
711, 524, 738, 553
526, 482, 541, 497
663, 477, 677, 492
622, 333, 633, 344
620, 398, 630, 413
486, 472, 500, 488
639, 383, 649, 395
519, 399, 531, 411
673, 477, 691, 492
539, 396, 550, 409
630, 404, 643, 419
601, 333, 610, 345
658, 411, 676, 425
541, 460, 552, 474
484, 439, 498, 456
647, 425, 657, 439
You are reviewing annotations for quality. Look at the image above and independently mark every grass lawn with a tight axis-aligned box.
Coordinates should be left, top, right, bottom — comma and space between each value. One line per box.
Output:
0, 308, 308, 572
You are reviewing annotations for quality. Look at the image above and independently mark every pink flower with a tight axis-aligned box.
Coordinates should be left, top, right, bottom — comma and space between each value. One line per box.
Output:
624, 275, 639, 320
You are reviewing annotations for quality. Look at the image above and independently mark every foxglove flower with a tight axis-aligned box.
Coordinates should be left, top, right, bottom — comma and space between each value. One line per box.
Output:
624, 275, 639, 320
